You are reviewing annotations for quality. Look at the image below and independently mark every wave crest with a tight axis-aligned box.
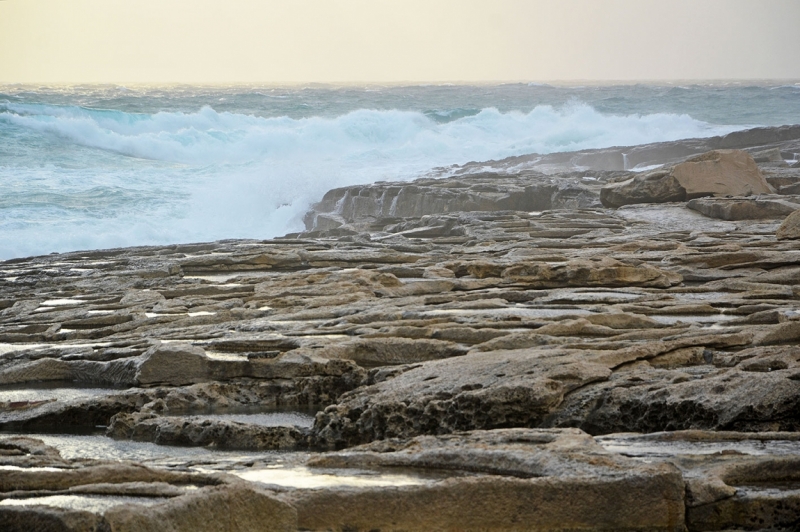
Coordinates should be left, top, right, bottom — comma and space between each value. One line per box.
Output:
0, 101, 743, 259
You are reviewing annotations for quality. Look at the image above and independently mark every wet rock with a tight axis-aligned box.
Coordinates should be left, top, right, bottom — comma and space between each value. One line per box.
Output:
302, 173, 604, 232
328, 337, 469, 367
597, 431, 800, 532
289, 428, 685, 532
0, 437, 296, 531
0, 357, 140, 387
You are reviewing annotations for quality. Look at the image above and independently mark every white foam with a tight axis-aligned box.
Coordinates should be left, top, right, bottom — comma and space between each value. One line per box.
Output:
0, 102, 744, 259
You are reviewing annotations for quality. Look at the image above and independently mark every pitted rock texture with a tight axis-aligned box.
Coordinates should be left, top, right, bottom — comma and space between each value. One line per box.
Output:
1, 200, 799, 447
1, 129, 800, 530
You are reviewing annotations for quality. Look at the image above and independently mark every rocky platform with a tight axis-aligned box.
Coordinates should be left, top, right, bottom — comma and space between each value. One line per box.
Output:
0, 125, 799, 530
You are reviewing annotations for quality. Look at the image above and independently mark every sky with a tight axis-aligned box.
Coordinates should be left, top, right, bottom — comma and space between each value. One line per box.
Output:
1, 0, 799, 83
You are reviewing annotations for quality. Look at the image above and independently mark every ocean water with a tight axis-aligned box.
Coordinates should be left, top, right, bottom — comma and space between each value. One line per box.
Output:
1, 82, 799, 260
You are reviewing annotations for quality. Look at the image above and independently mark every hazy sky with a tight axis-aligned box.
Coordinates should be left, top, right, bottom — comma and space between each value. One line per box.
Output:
1, 0, 799, 83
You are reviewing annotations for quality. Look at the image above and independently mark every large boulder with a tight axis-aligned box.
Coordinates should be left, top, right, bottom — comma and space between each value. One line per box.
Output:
777, 209, 800, 239
601, 150, 773, 208
672, 149, 773, 197
600, 169, 686, 208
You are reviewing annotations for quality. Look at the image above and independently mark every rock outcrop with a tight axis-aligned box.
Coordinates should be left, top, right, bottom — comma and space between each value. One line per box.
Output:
303, 172, 601, 233
686, 195, 800, 220
289, 429, 686, 532
777, 208, 800, 239
601, 150, 773, 208
2, 126, 800, 530
671, 149, 773, 197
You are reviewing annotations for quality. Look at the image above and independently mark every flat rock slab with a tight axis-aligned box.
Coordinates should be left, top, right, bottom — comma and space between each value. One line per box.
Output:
284, 428, 685, 531
0, 437, 297, 532
596, 430, 800, 532
315, 343, 800, 446
687, 195, 800, 220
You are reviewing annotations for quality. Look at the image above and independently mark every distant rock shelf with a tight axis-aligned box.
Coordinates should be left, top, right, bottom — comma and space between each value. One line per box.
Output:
1, 125, 800, 531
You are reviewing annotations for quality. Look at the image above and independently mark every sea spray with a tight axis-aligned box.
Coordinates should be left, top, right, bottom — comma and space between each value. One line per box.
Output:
3, 83, 798, 259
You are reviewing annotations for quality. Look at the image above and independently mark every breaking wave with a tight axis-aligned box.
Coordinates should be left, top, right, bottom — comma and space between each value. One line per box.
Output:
0, 100, 743, 258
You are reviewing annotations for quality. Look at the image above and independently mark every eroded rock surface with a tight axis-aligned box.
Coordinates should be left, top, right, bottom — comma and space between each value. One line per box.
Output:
289, 428, 685, 532
1, 126, 799, 530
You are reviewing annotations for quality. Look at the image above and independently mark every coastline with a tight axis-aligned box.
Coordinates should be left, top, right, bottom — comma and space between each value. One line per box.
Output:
0, 126, 799, 530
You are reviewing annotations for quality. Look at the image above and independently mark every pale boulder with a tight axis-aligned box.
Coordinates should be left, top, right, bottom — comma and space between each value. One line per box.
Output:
777, 209, 800, 240
600, 150, 773, 207
672, 149, 772, 198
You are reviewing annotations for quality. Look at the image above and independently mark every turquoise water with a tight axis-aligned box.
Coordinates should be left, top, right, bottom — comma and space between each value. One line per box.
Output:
1, 82, 799, 259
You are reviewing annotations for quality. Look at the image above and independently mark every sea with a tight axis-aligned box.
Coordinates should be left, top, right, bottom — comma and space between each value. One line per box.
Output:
1, 82, 799, 260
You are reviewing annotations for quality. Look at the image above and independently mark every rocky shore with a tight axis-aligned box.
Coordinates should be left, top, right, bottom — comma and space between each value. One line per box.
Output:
0, 125, 799, 531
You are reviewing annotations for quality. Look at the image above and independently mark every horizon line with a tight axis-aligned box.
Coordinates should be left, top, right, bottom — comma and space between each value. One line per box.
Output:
2, 78, 800, 87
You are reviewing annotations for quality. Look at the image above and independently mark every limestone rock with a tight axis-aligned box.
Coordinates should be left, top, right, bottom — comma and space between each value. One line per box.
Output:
545, 345, 800, 434
290, 429, 685, 532
777, 208, 800, 239
135, 343, 211, 387
104, 485, 297, 532
500, 257, 682, 289
107, 412, 310, 450
302, 172, 603, 232
687, 195, 800, 220
671, 149, 773, 198
3, 126, 800, 531
330, 337, 469, 367
600, 169, 686, 208
596, 430, 800, 531
751, 146, 787, 164
0, 506, 106, 532
601, 149, 773, 207
313, 347, 612, 446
